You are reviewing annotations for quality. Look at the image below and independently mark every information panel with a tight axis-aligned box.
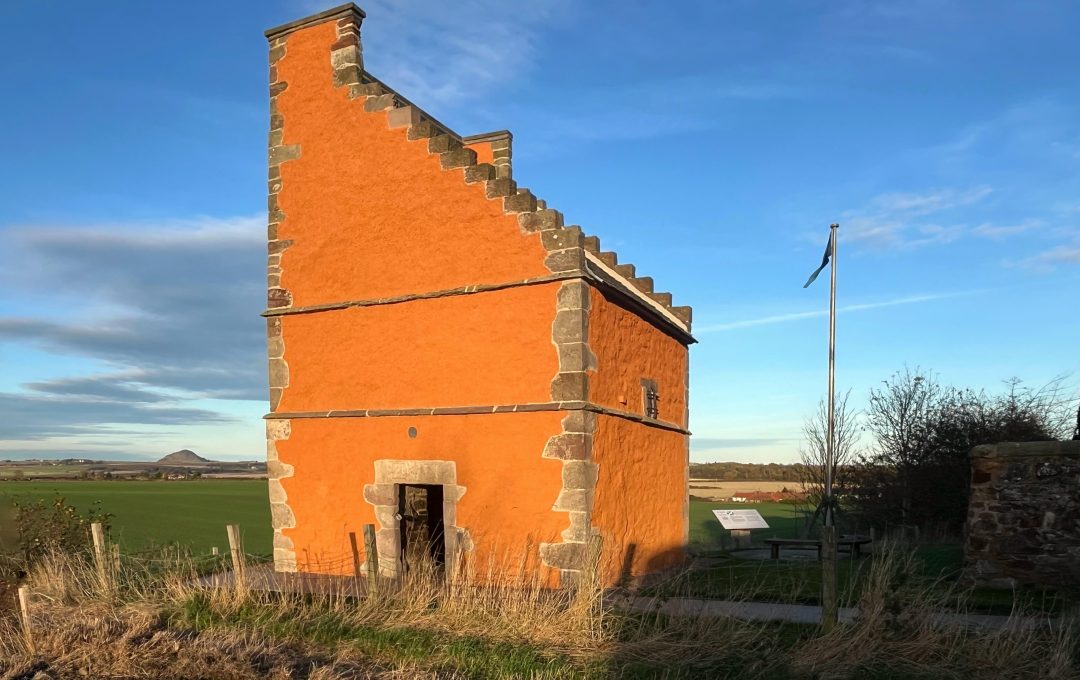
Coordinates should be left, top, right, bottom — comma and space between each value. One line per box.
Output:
712, 508, 770, 530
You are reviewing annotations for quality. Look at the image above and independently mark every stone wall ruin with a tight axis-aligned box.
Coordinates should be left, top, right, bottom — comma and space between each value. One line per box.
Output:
963, 440, 1080, 589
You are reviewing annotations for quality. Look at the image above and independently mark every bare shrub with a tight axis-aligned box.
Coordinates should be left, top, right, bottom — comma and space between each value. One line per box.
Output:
9, 496, 111, 568
800, 389, 860, 526
854, 368, 1078, 533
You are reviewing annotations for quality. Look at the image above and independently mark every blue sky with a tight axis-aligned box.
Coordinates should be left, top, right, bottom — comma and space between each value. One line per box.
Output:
0, 0, 1076, 463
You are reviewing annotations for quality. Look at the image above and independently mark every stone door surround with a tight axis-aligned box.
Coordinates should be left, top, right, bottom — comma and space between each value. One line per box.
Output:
362, 459, 469, 578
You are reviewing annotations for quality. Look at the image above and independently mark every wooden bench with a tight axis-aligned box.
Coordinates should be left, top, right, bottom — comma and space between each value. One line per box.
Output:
765, 535, 872, 560
765, 538, 822, 560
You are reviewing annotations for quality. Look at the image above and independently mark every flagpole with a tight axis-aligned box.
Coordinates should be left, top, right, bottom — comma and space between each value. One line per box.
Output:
826, 223, 838, 526
821, 223, 839, 632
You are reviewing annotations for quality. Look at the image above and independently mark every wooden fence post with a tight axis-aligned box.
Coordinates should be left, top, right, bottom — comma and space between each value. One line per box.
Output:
90, 522, 109, 592
17, 586, 33, 652
821, 525, 838, 632
226, 524, 246, 588
363, 524, 379, 593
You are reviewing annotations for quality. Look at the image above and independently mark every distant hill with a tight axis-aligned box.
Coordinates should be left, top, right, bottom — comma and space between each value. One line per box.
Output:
157, 449, 212, 465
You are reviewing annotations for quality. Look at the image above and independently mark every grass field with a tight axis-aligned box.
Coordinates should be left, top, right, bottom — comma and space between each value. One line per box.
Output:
0, 480, 272, 556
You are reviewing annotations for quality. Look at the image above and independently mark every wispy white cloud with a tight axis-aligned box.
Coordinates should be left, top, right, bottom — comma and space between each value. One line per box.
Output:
697, 291, 977, 333
543, 76, 805, 141
1012, 242, 1080, 272
0, 215, 267, 455
328, 0, 567, 109
869, 187, 992, 217
971, 219, 1043, 240
919, 99, 1080, 170
836, 187, 1052, 250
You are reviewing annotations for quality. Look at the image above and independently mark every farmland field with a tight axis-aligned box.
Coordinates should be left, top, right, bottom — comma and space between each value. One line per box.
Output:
688, 479, 802, 501
0, 483, 804, 558
0, 480, 272, 556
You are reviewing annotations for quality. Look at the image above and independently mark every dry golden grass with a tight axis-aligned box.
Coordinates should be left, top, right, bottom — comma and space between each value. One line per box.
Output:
789, 543, 1079, 680
0, 604, 444, 680
1, 542, 1076, 679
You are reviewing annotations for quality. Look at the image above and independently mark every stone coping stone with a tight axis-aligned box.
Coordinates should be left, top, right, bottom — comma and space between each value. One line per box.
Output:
971, 440, 1080, 459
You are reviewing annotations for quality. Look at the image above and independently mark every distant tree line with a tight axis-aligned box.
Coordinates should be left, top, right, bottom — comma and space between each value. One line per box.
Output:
689, 462, 809, 481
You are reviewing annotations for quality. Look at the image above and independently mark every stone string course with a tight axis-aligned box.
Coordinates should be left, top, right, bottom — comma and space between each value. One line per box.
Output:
264, 401, 690, 435
261, 272, 582, 318
963, 440, 1080, 589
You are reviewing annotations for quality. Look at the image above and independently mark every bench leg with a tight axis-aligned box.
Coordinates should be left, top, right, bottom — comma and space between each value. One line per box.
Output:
771, 545, 779, 560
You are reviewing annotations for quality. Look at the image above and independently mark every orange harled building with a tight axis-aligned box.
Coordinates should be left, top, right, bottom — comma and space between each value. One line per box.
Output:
263, 4, 695, 586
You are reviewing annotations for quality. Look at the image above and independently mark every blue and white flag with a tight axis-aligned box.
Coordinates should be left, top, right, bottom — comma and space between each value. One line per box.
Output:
803, 231, 834, 288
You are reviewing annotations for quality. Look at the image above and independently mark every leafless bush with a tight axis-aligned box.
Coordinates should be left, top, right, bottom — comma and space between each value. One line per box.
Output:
854, 367, 1079, 532
800, 389, 861, 516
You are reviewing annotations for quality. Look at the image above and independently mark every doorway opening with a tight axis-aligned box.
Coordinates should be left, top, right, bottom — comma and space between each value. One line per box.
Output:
397, 484, 446, 571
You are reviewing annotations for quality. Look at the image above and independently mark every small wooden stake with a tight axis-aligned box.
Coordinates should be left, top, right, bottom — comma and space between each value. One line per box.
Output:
17, 586, 33, 651
226, 524, 246, 587
348, 531, 362, 579
212, 546, 219, 556
111, 542, 121, 574
363, 524, 379, 592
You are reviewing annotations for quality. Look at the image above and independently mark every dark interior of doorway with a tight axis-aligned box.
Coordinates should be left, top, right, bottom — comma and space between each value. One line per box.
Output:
398, 484, 446, 571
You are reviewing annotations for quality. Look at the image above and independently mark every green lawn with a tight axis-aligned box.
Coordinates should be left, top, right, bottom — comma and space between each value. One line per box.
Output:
0, 479, 272, 556
680, 500, 1075, 615
690, 500, 814, 550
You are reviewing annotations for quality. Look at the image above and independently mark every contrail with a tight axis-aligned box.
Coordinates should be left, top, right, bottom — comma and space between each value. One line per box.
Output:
698, 291, 979, 333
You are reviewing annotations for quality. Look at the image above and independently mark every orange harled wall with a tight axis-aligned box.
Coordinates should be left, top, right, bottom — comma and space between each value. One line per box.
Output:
592, 415, 688, 582
588, 288, 689, 580
276, 414, 568, 575
277, 285, 560, 413
266, 11, 691, 585
271, 20, 565, 576
588, 287, 688, 429
275, 23, 551, 306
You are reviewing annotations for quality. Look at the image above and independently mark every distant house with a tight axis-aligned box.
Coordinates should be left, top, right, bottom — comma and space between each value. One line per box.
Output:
261, 4, 694, 587
731, 490, 803, 503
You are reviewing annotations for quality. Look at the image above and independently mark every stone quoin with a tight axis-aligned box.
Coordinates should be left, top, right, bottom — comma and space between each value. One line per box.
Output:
262, 3, 694, 586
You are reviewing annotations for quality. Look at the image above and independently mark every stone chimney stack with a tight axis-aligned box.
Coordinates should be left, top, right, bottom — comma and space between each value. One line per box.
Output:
266, 4, 366, 85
